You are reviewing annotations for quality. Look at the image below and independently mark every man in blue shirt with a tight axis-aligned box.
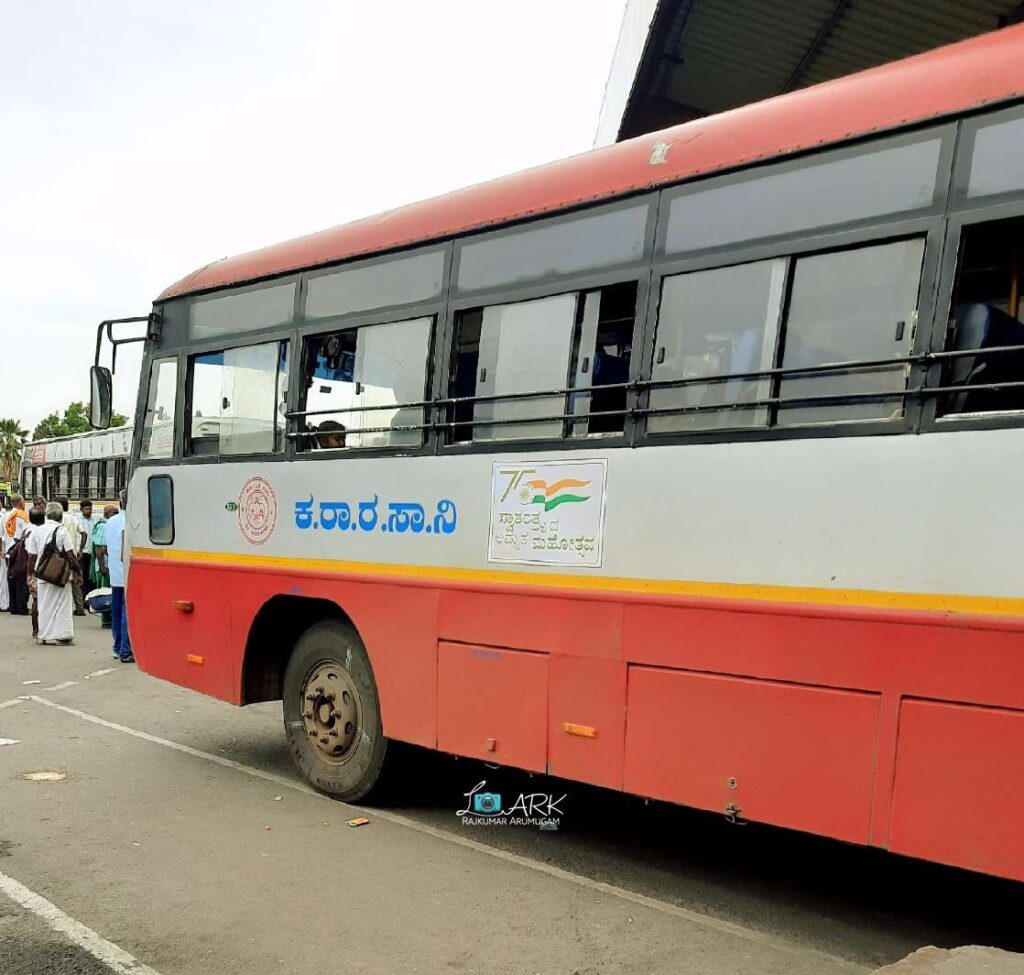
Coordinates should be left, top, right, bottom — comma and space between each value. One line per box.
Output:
105, 499, 133, 664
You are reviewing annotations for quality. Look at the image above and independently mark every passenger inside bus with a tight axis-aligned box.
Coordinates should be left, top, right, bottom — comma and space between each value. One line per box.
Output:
942, 215, 1024, 415
299, 321, 431, 450
315, 420, 347, 449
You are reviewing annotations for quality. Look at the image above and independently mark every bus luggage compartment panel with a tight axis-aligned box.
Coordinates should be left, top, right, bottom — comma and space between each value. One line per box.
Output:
890, 698, 1024, 880
437, 642, 548, 773
623, 666, 880, 843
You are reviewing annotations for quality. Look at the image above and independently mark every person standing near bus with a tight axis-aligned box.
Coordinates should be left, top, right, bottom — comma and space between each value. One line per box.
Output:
92, 505, 116, 630
23, 508, 45, 638
57, 497, 86, 616
0, 496, 27, 612
25, 502, 75, 646
77, 500, 98, 600
4, 494, 28, 541
6, 513, 32, 617
0, 509, 9, 613
105, 500, 133, 663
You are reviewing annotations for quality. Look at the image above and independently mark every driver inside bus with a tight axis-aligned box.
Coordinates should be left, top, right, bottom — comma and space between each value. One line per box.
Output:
316, 420, 347, 450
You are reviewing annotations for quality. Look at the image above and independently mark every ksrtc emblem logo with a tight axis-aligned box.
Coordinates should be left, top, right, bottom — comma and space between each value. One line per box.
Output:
238, 476, 278, 545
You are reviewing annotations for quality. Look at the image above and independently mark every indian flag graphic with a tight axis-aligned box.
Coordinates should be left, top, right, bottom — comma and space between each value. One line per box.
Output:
522, 478, 592, 512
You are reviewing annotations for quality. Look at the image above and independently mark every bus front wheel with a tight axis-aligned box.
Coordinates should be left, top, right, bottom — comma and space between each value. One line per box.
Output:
282, 619, 388, 802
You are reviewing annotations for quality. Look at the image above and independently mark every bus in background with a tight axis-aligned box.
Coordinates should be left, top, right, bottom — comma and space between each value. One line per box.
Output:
90, 27, 1024, 882
19, 426, 134, 508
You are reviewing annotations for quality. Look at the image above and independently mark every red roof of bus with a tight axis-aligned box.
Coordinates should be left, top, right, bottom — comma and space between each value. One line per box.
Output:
159, 24, 1024, 302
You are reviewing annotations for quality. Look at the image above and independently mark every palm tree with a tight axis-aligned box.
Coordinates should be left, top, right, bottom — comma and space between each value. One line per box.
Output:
0, 418, 28, 485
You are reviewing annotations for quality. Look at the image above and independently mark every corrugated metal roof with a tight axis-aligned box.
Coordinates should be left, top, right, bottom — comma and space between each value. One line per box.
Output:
614, 0, 1022, 139
160, 25, 1024, 301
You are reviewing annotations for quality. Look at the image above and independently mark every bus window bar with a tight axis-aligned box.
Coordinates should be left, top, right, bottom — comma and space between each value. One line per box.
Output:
432, 408, 630, 431
285, 381, 633, 421
287, 407, 633, 440
291, 386, 905, 438
919, 379, 1024, 397
285, 345, 1024, 434
636, 388, 908, 419
287, 422, 433, 439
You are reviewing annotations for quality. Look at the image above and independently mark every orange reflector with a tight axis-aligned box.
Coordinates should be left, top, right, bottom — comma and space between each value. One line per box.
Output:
172, 600, 194, 613
186, 654, 204, 665
562, 722, 597, 739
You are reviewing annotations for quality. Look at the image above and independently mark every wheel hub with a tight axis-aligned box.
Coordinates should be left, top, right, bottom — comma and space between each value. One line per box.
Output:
299, 663, 360, 764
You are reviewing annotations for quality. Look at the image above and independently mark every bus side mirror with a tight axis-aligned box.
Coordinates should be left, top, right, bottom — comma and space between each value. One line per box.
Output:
90, 365, 113, 429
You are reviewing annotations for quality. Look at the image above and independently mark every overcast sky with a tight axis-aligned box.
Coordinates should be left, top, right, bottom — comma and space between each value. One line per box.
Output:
0, 1, 626, 433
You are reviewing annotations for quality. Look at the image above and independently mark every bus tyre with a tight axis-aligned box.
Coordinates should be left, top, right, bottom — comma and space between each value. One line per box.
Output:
282, 620, 388, 802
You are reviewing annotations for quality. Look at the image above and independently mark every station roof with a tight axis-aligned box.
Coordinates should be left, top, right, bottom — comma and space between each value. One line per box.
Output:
597, 0, 1024, 145
160, 24, 1024, 303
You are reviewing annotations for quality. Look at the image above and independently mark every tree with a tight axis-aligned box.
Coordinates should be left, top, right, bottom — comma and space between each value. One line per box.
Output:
32, 402, 127, 441
0, 418, 28, 483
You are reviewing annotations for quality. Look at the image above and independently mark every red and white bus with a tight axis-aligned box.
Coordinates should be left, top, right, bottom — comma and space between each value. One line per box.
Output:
92, 26, 1024, 881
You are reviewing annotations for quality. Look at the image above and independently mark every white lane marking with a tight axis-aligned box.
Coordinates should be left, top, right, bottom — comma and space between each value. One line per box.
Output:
24, 696, 863, 970
83, 669, 115, 680
0, 698, 25, 710
43, 680, 79, 691
21, 680, 42, 685
0, 869, 162, 975
0, 738, 19, 746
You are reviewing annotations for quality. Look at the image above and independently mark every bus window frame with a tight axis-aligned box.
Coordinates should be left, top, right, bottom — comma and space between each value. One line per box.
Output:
288, 243, 454, 462
180, 330, 294, 464
450, 194, 658, 303
301, 243, 448, 323
146, 474, 175, 545
654, 122, 957, 265
293, 301, 445, 461
131, 349, 184, 469
920, 194, 1024, 433
436, 264, 652, 453
950, 102, 1024, 211
637, 216, 947, 446
137, 354, 181, 463
186, 274, 299, 343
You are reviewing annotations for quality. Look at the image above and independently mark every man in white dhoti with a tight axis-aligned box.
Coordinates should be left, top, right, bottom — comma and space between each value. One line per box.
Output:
25, 502, 75, 645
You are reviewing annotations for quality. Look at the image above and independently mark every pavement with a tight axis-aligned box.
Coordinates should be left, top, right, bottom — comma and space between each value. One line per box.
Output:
0, 609, 1022, 975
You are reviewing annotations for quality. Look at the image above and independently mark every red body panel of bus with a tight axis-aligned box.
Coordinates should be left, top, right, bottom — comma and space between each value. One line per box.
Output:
128, 555, 1024, 882
159, 25, 1024, 302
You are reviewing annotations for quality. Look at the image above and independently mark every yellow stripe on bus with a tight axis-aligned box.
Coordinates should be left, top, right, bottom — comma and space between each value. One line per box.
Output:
130, 546, 1024, 620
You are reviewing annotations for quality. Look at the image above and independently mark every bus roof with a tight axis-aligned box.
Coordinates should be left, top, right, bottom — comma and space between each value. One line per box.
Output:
159, 24, 1024, 303
23, 425, 134, 448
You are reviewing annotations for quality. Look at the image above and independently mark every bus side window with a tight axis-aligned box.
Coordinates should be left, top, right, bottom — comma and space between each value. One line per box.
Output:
298, 317, 433, 452
649, 260, 786, 433
187, 341, 288, 457
449, 284, 638, 443
450, 294, 577, 442
569, 282, 637, 437
939, 216, 1024, 416
776, 238, 924, 426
